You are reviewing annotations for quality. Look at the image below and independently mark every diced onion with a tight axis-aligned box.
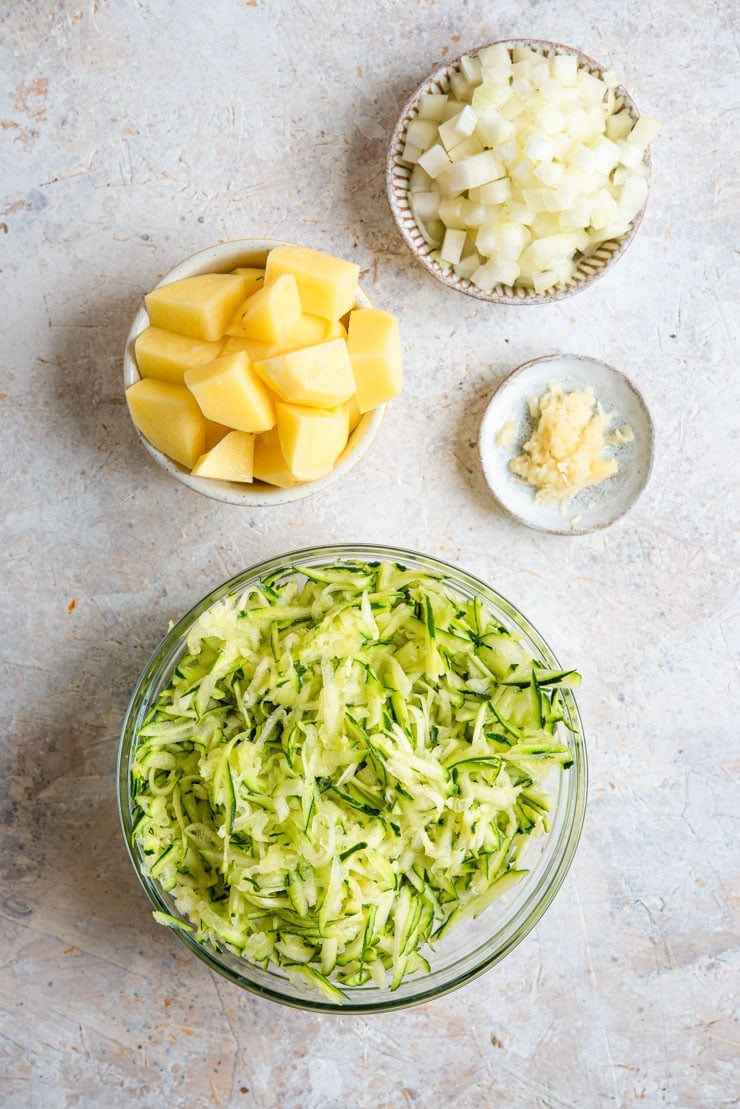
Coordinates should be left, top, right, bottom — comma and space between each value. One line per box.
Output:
440, 227, 467, 264
402, 45, 659, 293
417, 93, 449, 121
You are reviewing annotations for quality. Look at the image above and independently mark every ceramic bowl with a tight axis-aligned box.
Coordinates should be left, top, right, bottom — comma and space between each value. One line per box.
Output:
123, 239, 385, 505
387, 39, 650, 304
479, 353, 655, 533
118, 544, 587, 1013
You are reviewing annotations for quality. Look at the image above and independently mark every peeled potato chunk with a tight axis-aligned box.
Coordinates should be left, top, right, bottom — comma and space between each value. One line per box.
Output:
230, 267, 266, 297
275, 400, 350, 481
191, 430, 255, 482
254, 338, 356, 408
134, 326, 223, 384
345, 392, 362, 433
252, 426, 299, 488
346, 308, 403, 412
221, 314, 345, 364
265, 245, 359, 320
145, 273, 249, 341
185, 351, 276, 433
227, 273, 302, 343
204, 419, 232, 450
126, 378, 206, 469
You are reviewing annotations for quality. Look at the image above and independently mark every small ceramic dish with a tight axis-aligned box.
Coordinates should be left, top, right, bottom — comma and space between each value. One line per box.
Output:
479, 353, 654, 534
387, 39, 650, 304
123, 239, 385, 506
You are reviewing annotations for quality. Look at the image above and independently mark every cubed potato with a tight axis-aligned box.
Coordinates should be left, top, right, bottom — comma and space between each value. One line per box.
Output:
220, 334, 282, 362
252, 426, 299, 488
265, 245, 360, 320
184, 351, 276, 433
222, 313, 345, 363
287, 313, 346, 345
145, 274, 249, 341
254, 338, 356, 408
227, 273, 302, 343
134, 326, 224, 384
230, 267, 266, 296
345, 392, 362, 433
204, 419, 232, 450
346, 308, 403, 412
191, 430, 255, 482
275, 401, 350, 482
126, 378, 206, 468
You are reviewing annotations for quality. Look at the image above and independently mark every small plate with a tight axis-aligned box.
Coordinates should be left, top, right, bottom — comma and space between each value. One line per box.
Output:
479, 354, 654, 534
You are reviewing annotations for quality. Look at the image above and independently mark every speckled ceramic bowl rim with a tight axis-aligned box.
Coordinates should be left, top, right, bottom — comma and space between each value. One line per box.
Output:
123, 238, 386, 506
117, 543, 588, 1013
478, 353, 656, 534
386, 38, 651, 305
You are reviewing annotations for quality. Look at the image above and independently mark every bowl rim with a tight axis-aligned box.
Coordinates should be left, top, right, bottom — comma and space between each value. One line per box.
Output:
386, 37, 651, 305
123, 237, 386, 506
478, 353, 656, 535
117, 542, 588, 1013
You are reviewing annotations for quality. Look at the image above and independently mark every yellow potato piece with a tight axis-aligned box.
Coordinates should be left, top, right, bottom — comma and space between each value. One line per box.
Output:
134, 326, 224, 384
288, 312, 343, 346
222, 313, 344, 362
145, 273, 249, 341
227, 273, 302, 343
346, 308, 403, 412
191, 430, 255, 482
254, 338, 356, 408
230, 267, 266, 296
126, 378, 206, 469
253, 426, 299, 488
275, 400, 350, 482
345, 392, 362, 433
204, 419, 232, 450
184, 351, 276, 434
220, 334, 278, 361
265, 245, 360, 320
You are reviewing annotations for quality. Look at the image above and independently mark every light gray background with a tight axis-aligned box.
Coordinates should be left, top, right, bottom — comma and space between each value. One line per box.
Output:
2, 1, 737, 1105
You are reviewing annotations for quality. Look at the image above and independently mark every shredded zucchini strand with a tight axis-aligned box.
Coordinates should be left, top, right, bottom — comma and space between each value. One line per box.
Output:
131, 561, 578, 993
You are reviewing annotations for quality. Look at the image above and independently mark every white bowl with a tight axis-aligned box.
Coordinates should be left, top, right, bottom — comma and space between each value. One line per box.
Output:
387, 39, 651, 305
479, 353, 654, 534
123, 239, 385, 505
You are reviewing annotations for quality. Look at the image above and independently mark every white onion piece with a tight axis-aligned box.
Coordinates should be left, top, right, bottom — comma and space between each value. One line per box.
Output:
416, 143, 451, 178
406, 118, 441, 149
403, 45, 659, 293
448, 134, 485, 163
411, 191, 442, 221
454, 251, 482, 278
440, 227, 467, 264
438, 149, 504, 195
417, 93, 449, 121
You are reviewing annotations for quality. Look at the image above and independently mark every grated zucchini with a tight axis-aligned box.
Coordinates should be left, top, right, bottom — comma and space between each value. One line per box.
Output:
130, 560, 579, 993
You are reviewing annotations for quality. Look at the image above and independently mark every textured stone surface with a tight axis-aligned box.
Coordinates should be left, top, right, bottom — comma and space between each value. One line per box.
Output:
1, 1, 737, 1105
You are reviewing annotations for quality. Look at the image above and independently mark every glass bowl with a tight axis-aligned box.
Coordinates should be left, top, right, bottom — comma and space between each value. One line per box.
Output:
123, 239, 385, 505
117, 544, 587, 1012
386, 39, 651, 304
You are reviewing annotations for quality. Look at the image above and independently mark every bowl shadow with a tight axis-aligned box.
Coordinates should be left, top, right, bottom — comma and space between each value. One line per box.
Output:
0, 587, 174, 971
1, 279, 187, 966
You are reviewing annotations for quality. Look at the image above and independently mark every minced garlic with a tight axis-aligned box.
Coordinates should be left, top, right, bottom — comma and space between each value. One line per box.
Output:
508, 381, 628, 507
607, 424, 635, 446
496, 420, 517, 450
